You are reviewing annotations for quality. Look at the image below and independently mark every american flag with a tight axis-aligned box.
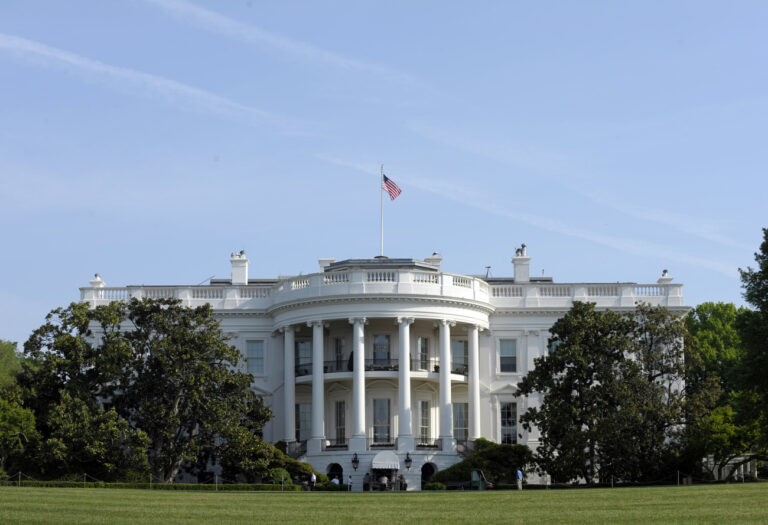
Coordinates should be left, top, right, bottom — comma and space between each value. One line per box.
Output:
382, 174, 402, 200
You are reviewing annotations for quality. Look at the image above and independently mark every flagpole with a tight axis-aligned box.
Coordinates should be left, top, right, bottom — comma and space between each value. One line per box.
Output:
380, 164, 384, 256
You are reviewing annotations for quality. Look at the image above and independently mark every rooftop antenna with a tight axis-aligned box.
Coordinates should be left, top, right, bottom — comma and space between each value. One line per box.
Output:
485, 266, 491, 279
196, 275, 215, 286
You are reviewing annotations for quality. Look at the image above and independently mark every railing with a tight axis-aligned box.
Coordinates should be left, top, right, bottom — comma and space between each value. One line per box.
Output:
323, 438, 348, 450
416, 438, 442, 450
365, 358, 398, 372
413, 272, 439, 284
587, 285, 618, 297
456, 439, 474, 457
539, 285, 572, 297
191, 287, 223, 299
367, 271, 396, 282
94, 288, 130, 300
143, 288, 176, 299
295, 363, 312, 377
412, 358, 440, 373
286, 440, 307, 459
451, 363, 469, 376
238, 286, 271, 298
291, 278, 310, 290
634, 285, 666, 296
451, 275, 472, 288
367, 437, 395, 450
324, 359, 352, 373
324, 272, 349, 284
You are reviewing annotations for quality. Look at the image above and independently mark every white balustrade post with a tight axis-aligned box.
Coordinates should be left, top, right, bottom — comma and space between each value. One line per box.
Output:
468, 324, 481, 440
397, 317, 414, 450
309, 320, 325, 453
439, 319, 456, 451
283, 326, 296, 443
349, 317, 367, 451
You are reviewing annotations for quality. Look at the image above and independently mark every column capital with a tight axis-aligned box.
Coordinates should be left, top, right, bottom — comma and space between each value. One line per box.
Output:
348, 317, 368, 325
396, 317, 415, 326
279, 325, 300, 333
436, 319, 456, 328
307, 320, 329, 328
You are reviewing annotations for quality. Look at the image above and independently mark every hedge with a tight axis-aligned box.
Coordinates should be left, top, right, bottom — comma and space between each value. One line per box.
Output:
0, 481, 302, 491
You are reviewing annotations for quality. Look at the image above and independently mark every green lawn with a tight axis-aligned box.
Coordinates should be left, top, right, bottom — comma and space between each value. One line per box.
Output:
1, 484, 767, 524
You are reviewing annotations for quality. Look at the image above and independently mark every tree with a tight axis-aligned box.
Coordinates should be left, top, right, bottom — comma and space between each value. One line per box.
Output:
19, 298, 272, 483
0, 340, 21, 391
0, 397, 38, 477
516, 301, 692, 484
736, 228, 768, 462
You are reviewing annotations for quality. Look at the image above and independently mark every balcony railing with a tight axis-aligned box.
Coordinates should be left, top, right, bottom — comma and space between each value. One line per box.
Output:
324, 360, 352, 373
367, 437, 395, 450
295, 363, 312, 377
286, 440, 307, 458
412, 357, 440, 373
323, 438, 348, 450
365, 358, 398, 372
416, 438, 442, 450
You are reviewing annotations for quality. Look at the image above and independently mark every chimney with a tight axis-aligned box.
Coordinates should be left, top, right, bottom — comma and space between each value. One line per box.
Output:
512, 243, 531, 283
230, 250, 249, 285
425, 252, 443, 270
318, 258, 336, 271
657, 269, 674, 284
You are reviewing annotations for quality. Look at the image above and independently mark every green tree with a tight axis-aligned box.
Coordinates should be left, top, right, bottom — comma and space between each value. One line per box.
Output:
40, 392, 149, 481
516, 301, 692, 483
0, 340, 21, 392
19, 298, 272, 483
0, 397, 38, 477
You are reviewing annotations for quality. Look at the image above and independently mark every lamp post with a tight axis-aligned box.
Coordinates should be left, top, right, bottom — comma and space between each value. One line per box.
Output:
352, 453, 360, 471
405, 452, 412, 471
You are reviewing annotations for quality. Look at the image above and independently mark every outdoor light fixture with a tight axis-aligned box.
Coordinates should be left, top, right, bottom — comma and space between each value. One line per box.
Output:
352, 453, 359, 471
405, 452, 412, 471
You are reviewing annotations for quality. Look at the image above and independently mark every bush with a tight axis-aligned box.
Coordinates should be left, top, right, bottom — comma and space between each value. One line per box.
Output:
267, 468, 292, 485
430, 438, 533, 485
315, 481, 348, 491
424, 481, 446, 490
0, 480, 302, 491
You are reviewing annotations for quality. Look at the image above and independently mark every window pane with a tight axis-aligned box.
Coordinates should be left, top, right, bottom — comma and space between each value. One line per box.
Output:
419, 400, 430, 443
296, 403, 311, 442
373, 335, 390, 364
451, 340, 468, 374
500, 339, 516, 372
500, 402, 517, 444
453, 402, 468, 442
335, 400, 345, 444
417, 337, 429, 371
373, 399, 390, 443
247, 341, 264, 375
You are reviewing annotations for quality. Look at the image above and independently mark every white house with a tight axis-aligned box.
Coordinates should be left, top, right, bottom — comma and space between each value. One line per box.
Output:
80, 246, 685, 490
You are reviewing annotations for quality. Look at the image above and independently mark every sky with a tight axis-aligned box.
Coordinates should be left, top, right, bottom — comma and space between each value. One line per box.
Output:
1, 1, 766, 346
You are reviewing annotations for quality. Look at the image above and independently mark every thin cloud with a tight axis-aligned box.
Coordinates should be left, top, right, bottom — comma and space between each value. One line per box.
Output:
409, 121, 749, 252
141, 0, 418, 86
0, 33, 310, 134
320, 156, 738, 277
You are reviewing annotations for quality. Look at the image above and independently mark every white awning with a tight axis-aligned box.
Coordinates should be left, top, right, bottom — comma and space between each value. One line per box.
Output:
371, 450, 400, 470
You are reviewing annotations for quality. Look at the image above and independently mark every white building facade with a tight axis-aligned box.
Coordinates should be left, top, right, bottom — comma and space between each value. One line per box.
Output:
81, 247, 684, 490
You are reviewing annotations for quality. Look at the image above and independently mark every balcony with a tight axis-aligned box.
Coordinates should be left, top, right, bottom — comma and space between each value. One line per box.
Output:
365, 358, 398, 372
323, 438, 348, 451
416, 438, 442, 451
367, 437, 395, 450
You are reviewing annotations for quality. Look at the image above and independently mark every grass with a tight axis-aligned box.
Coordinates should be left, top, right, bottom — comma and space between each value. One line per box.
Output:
1, 483, 767, 524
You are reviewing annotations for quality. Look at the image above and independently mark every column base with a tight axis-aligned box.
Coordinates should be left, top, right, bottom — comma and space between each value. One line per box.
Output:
307, 438, 324, 454
440, 437, 457, 454
397, 436, 415, 451
349, 436, 367, 452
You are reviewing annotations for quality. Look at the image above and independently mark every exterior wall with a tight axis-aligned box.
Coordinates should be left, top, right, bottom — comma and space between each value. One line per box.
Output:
80, 255, 685, 490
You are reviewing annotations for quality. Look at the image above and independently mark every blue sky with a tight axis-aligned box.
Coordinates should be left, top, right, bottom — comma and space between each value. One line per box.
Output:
1, 1, 766, 346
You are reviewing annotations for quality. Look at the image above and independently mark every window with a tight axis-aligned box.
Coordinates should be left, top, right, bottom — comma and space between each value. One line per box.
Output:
373, 399, 390, 443
334, 337, 345, 370
246, 340, 264, 375
419, 400, 431, 443
295, 403, 311, 442
500, 339, 517, 373
500, 402, 517, 444
453, 402, 468, 442
417, 337, 429, 371
451, 340, 468, 375
335, 400, 346, 445
295, 340, 311, 375
373, 335, 390, 365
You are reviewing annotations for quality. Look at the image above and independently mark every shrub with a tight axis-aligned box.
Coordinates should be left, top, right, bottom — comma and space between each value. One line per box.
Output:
424, 481, 446, 490
431, 438, 533, 484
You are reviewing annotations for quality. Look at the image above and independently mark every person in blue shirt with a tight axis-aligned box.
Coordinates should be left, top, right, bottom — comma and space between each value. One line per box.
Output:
516, 468, 523, 491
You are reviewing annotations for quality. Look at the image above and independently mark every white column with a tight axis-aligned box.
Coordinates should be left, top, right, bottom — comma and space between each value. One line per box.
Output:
283, 326, 296, 443
397, 317, 414, 450
468, 325, 481, 440
309, 321, 325, 451
349, 317, 367, 451
438, 319, 455, 449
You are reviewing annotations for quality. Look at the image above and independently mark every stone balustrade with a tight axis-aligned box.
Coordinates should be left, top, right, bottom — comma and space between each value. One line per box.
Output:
80, 270, 683, 309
